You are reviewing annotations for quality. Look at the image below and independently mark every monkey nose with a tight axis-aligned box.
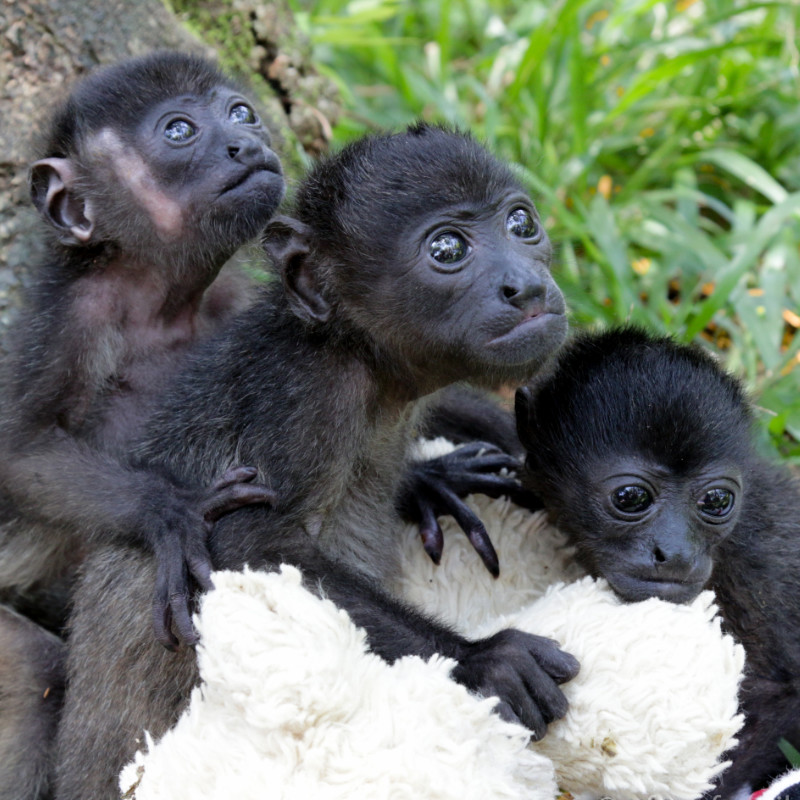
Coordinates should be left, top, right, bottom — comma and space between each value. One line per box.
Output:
500, 273, 546, 311
227, 137, 270, 166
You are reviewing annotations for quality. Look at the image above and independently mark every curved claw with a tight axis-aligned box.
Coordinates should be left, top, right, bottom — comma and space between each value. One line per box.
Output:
419, 502, 444, 564
187, 553, 215, 593
212, 465, 258, 489
449, 441, 505, 459
430, 482, 499, 577
151, 525, 214, 650
153, 587, 179, 651
201, 484, 277, 524
168, 589, 197, 648
466, 524, 500, 578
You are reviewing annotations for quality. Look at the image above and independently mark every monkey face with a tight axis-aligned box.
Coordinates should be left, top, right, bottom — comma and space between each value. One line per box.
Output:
339, 191, 568, 390
83, 86, 285, 260
554, 455, 743, 604
417, 195, 566, 366
516, 327, 756, 606
273, 125, 568, 394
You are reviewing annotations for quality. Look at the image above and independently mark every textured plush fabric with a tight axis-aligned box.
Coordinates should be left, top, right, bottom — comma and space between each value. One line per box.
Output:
120, 565, 557, 800
120, 441, 746, 800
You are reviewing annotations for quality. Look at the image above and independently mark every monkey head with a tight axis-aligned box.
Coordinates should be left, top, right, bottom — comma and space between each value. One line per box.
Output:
264, 123, 567, 395
29, 52, 284, 272
516, 327, 753, 603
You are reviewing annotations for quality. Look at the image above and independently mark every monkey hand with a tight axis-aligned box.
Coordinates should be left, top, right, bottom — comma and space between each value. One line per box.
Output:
150, 466, 277, 650
451, 628, 579, 740
398, 442, 542, 576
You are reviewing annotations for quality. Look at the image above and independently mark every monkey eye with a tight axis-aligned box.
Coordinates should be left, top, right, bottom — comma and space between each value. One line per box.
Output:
611, 485, 652, 514
506, 208, 540, 240
697, 488, 734, 517
230, 104, 258, 125
164, 119, 197, 143
429, 231, 469, 266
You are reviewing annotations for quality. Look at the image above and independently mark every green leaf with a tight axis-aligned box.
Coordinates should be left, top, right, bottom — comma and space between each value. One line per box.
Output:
700, 148, 789, 204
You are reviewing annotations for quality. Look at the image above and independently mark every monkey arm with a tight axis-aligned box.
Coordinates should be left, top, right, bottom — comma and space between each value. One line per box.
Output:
0, 436, 275, 647
205, 511, 579, 739
300, 554, 578, 739
397, 442, 544, 576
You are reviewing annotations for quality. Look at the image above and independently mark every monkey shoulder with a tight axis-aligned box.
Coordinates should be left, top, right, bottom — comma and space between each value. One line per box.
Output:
137, 292, 375, 490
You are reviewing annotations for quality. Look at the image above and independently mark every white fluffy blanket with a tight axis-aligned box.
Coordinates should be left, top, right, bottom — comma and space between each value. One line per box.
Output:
120, 450, 745, 800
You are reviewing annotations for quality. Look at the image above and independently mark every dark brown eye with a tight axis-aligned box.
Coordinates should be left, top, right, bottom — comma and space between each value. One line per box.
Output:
507, 208, 539, 239
230, 104, 257, 125
164, 119, 196, 143
611, 485, 652, 513
698, 488, 734, 517
430, 232, 468, 265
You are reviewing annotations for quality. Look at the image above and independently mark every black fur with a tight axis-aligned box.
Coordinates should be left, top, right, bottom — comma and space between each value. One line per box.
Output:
42, 53, 235, 158
55, 124, 575, 799
516, 327, 800, 796
0, 52, 285, 800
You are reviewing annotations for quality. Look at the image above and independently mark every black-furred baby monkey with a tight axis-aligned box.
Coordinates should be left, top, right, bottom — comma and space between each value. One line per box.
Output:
516, 327, 800, 798
55, 123, 577, 799
0, 51, 285, 800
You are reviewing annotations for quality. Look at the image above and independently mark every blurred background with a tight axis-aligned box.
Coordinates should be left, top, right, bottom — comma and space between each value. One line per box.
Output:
287, 0, 800, 462
2, 0, 798, 461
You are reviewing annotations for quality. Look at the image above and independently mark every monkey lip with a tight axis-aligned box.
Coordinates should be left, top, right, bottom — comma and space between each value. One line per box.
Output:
486, 309, 564, 348
220, 164, 282, 196
607, 573, 705, 604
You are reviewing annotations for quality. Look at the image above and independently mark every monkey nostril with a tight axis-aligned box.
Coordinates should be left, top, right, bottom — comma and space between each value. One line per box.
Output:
654, 546, 667, 564
502, 278, 545, 310
227, 145, 240, 159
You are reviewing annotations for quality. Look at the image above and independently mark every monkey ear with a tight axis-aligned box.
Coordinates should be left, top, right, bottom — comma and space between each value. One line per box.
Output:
263, 215, 331, 324
29, 158, 95, 245
514, 386, 536, 451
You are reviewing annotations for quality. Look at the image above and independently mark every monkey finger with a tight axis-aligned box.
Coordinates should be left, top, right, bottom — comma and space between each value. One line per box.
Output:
491, 699, 525, 729
450, 441, 505, 459
467, 526, 500, 578
211, 465, 259, 490
520, 666, 569, 725
201, 484, 278, 523
525, 635, 580, 684
168, 591, 199, 648
432, 484, 500, 578
152, 594, 179, 651
418, 503, 444, 564
497, 684, 548, 740
187, 554, 215, 593
452, 453, 521, 473
432, 484, 499, 576
451, 475, 543, 513
442, 472, 525, 499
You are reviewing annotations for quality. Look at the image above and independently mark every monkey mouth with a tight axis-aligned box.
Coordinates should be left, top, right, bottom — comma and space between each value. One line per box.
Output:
486, 308, 566, 349
220, 165, 281, 197
606, 573, 705, 604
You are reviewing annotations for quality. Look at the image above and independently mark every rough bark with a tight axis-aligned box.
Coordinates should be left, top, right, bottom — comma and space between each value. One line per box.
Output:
0, 0, 340, 351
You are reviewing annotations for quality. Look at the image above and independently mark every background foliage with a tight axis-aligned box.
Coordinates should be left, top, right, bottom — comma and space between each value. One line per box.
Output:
289, 0, 800, 461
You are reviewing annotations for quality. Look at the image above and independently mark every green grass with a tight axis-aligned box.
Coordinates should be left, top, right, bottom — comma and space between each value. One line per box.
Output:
780, 737, 800, 767
290, 0, 800, 461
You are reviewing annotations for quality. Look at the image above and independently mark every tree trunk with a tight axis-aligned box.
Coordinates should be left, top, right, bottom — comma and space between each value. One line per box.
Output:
0, 0, 340, 351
